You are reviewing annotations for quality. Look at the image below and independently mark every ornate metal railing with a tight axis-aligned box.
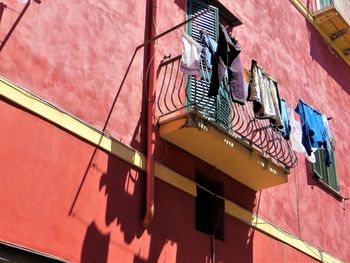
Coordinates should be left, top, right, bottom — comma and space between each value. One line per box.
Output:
156, 55, 298, 170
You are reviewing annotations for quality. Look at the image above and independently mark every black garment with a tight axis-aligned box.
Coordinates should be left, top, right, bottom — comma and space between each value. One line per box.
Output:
229, 42, 246, 105
208, 24, 243, 104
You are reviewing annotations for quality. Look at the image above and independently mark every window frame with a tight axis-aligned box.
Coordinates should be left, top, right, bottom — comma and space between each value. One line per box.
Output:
186, 0, 232, 130
312, 139, 341, 195
195, 173, 225, 241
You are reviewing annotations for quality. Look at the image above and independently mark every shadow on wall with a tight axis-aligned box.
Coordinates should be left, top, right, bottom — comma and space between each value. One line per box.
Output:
79, 153, 145, 263
79, 0, 255, 260
306, 18, 350, 95
80, 222, 110, 263
78, 142, 255, 262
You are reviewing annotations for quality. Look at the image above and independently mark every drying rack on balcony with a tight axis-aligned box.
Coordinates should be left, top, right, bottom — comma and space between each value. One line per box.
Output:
156, 54, 298, 177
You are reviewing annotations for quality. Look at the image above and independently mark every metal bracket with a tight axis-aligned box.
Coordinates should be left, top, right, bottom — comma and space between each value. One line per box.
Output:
329, 28, 349, 41
344, 48, 350, 56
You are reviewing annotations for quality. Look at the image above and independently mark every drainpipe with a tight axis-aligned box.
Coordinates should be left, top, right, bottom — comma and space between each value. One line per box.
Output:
143, 0, 158, 227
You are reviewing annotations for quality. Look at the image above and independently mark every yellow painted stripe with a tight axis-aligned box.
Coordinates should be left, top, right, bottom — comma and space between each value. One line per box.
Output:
225, 200, 342, 263
289, 0, 350, 67
0, 78, 146, 171
0, 76, 343, 263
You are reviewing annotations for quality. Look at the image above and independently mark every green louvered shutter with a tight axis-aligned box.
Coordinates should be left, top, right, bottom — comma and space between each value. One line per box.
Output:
188, 0, 230, 126
326, 140, 339, 191
312, 149, 324, 179
217, 88, 230, 129
312, 140, 340, 192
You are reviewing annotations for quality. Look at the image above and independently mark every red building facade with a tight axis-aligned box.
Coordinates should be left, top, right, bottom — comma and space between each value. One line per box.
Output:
0, 0, 349, 262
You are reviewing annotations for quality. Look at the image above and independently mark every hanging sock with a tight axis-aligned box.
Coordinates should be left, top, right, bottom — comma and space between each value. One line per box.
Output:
180, 31, 203, 79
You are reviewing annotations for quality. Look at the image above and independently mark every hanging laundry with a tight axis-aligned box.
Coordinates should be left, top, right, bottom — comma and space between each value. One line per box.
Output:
180, 31, 203, 79
200, 30, 217, 70
288, 106, 316, 163
278, 99, 291, 140
256, 72, 276, 119
248, 61, 282, 128
248, 61, 262, 106
322, 115, 332, 140
269, 80, 282, 128
208, 24, 246, 105
229, 37, 246, 105
295, 100, 331, 166
322, 114, 333, 164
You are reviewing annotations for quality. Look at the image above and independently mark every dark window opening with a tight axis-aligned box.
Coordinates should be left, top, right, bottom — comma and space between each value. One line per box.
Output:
195, 174, 224, 240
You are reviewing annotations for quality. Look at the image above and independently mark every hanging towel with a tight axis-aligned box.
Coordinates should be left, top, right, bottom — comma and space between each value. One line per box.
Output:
278, 99, 291, 140
258, 71, 276, 119
295, 100, 331, 166
288, 106, 316, 163
269, 79, 283, 128
249, 64, 275, 119
248, 61, 282, 128
180, 31, 203, 79
248, 61, 262, 105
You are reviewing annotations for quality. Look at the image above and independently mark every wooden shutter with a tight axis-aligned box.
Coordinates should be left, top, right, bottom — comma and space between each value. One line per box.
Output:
188, 1, 230, 126
312, 149, 324, 179
312, 140, 340, 192
217, 87, 230, 129
188, 1, 218, 45
189, 77, 217, 118
326, 140, 340, 191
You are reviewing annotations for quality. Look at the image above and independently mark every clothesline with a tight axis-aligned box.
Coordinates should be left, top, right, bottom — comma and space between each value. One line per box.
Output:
178, 22, 333, 167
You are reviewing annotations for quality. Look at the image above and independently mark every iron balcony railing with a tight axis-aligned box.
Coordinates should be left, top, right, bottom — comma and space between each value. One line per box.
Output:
313, 0, 350, 24
156, 54, 298, 170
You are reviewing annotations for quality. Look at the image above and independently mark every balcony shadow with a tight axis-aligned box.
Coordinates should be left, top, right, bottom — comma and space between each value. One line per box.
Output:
306, 17, 350, 95
80, 221, 110, 263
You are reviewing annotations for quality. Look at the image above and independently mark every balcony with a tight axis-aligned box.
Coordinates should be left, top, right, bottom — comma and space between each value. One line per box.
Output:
311, 0, 350, 64
156, 55, 297, 191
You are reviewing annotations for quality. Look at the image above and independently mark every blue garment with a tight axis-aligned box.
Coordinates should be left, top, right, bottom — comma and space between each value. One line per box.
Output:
295, 100, 331, 166
279, 99, 291, 140
200, 30, 217, 70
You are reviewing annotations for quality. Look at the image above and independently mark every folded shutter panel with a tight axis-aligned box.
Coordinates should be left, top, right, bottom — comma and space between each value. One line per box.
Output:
312, 149, 323, 179
217, 88, 230, 129
327, 140, 339, 191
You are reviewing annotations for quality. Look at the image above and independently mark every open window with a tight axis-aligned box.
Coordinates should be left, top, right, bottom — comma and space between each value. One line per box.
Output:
187, 0, 232, 130
312, 139, 340, 192
195, 174, 224, 240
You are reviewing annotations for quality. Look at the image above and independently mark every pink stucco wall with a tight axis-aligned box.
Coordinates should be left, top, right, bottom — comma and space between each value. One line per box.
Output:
0, 0, 349, 261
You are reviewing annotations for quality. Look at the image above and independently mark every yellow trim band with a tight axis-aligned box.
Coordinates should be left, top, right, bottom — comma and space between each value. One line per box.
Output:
0, 77, 343, 263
